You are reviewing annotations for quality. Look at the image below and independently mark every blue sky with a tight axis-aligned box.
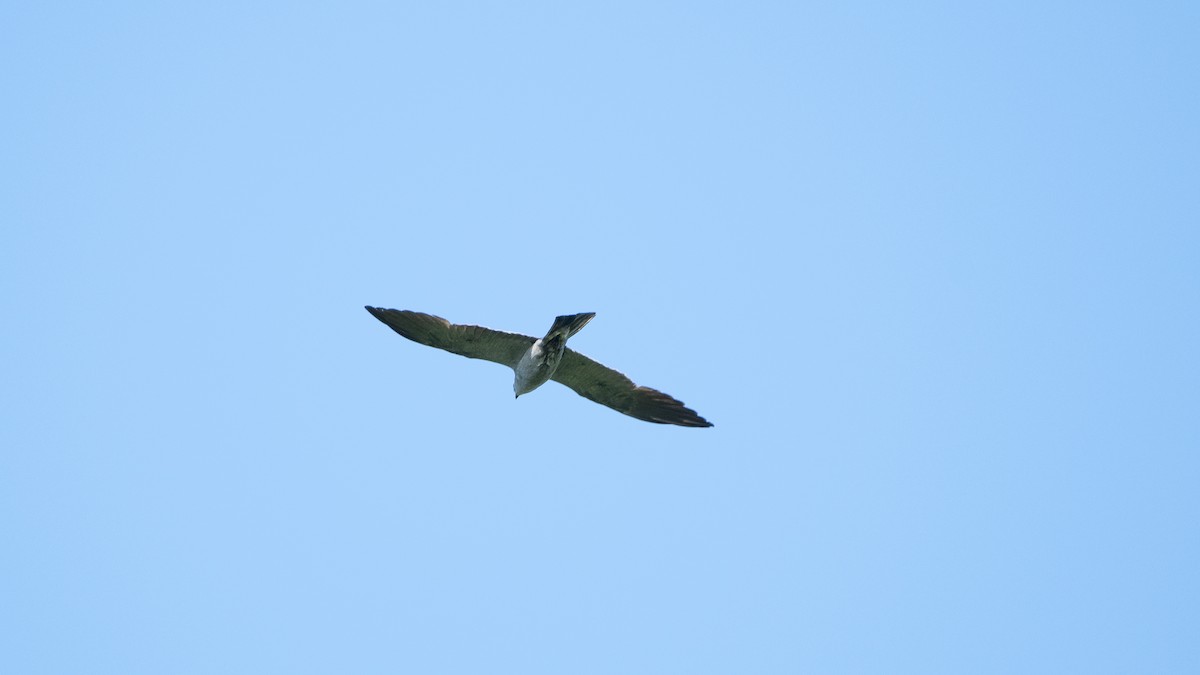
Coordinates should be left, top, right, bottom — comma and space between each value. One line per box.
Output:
2, 2, 1198, 673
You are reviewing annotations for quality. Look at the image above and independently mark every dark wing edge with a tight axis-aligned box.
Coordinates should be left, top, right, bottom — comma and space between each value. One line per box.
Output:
551, 348, 713, 427
364, 307, 535, 367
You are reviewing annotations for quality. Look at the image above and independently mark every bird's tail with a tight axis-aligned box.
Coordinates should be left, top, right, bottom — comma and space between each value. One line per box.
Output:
544, 312, 596, 342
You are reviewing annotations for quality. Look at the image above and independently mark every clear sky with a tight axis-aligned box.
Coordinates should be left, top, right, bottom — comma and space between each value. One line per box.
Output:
2, 2, 1198, 673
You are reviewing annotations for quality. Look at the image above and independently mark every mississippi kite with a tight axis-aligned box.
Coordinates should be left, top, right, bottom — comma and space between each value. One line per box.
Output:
365, 307, 713, 427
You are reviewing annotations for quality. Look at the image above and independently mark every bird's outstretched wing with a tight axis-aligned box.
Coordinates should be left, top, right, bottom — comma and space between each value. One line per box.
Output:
552, 348, 713, 427
365, 307, 535, 367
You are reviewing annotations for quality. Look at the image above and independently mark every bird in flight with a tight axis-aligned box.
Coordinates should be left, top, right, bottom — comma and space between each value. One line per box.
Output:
365, 307, 713, 427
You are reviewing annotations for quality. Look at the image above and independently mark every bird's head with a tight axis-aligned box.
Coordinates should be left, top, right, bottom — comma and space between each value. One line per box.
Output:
513, 376, 534, 398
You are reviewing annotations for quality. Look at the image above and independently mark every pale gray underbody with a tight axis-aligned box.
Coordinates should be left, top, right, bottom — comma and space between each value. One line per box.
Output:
511, 311, 592, 397
513, 339, 561, 397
